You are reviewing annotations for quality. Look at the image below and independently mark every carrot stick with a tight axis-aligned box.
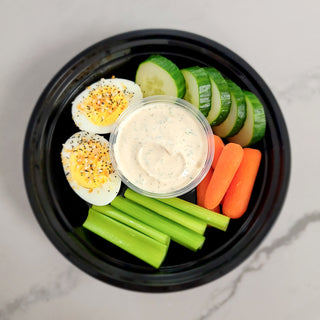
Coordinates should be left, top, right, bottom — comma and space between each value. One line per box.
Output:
212, 135, 225, 169
204, 143, 243, 209
197, 169, 220, 212
212, 205, 220, 213
196, 167, 213, 207
222, 148, 261, 219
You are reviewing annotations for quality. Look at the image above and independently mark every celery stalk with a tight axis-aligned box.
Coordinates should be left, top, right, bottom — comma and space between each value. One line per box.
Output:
124, 189, 207, 235
92, 204, 170, 246
111, 196, 205, 251
158, 198, 230, 232
83, 208, 168, 268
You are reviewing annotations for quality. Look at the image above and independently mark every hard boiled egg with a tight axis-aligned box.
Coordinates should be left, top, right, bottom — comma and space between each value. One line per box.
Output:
61, 131, 121, 205
72, 78, 142, 134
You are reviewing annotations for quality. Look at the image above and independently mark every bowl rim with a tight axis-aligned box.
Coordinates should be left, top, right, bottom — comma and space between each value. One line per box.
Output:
23, 28, 291, 292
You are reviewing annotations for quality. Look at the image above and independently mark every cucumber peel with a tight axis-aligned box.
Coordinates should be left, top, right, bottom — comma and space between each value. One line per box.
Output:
205, 67, 231, 126
181, 66, 212, 116
228, 91, 266, 146
213, 80, 246, 138
135, 55, 186, 98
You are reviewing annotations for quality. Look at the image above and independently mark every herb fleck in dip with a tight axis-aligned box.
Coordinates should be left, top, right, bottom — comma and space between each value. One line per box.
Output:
113, 102, 208, 194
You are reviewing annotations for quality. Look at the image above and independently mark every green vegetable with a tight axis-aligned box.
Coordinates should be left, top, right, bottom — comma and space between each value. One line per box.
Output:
124, 189, 207, 235
135, 55, 186, 98
213, 80, 246, 138
83, 208, 168, 269
228, 90, 266, 146
181, 66, 212, 116
158, 197, 230, 232
111, 196, 205, 251
204, 67, 231, 126
92, 204, 170, 245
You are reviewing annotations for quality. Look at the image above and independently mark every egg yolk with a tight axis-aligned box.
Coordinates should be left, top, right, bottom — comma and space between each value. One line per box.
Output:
68, 139, 113, 190
77, 85, 129, 126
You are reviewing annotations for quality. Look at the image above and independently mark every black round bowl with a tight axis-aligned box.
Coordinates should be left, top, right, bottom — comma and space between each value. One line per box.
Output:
23, 29, 290, 292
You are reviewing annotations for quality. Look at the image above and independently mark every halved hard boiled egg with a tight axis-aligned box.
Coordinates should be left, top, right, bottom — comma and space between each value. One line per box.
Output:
72, 78, 143, 134
61, 131, 121, 205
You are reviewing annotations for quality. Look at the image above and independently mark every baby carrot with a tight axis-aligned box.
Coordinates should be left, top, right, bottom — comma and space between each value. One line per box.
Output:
212, 135, 225, 169
196, 167, 213, 207
212, 205, 220, 213
204, 143, 243, 210
222, 148, 261, 219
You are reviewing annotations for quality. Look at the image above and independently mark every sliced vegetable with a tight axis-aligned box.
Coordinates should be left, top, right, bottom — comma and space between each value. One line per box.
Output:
111, 196, 205, 251
83, 208, 168, 268
135, 55, 186, 98
204, 143, 244, 209
205, 67, 231, 125
212, 205, 221, 213
124, 188, 207, 235
158, 197, 230, 232
197, 167, 213, 207
228, 91, 266, 146
213, 80, 246, 138
212, 134, 225, 169
181, 66, 212, 116
92, 204, 170, 245
222, 148, 262, 218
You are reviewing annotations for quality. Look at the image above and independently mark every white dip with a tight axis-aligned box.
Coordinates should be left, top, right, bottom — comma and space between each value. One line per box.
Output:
113, 102, 208, 194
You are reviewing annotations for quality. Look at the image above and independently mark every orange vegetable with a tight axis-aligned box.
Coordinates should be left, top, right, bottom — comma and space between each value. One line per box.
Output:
222, 148, 261, 219
196, 167, 213, 207
212, 205, 220, 213
204, 143, 243, 210
212, 135, 225, 169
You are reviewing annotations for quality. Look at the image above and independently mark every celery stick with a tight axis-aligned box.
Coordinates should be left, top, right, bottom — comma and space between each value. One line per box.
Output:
92, 205, 170, 246
124, 189, 207, 235
158, 198, 230, 232
111, 196, 205, 251
83, 208, 168, 268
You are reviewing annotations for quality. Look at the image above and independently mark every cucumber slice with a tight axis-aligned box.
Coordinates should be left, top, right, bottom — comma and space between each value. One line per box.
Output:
181, 66, 211, 116
213, 80, 246, 138
205, 67, 231, 126
228, 91, 266, 146
135, 55, 186, 98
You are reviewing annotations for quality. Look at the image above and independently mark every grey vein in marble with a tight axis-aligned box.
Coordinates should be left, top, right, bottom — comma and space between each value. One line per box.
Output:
198, 211, 320, 320
0, 265, 80, 320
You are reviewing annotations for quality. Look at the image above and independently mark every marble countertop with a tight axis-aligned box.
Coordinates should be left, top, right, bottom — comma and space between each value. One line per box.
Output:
1, 0, 319, 319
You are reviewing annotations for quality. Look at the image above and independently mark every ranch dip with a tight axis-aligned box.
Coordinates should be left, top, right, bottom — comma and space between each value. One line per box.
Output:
113, 102, 208, 194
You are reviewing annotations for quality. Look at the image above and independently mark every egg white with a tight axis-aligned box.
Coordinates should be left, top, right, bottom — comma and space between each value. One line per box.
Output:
61, 131, 121, 206
71, 78, 142, 134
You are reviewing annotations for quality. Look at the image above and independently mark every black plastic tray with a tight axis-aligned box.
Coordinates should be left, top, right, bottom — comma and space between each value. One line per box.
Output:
23, 29, 290, 292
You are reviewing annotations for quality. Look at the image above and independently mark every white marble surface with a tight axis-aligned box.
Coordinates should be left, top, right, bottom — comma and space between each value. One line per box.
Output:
1, 0, 320, 319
